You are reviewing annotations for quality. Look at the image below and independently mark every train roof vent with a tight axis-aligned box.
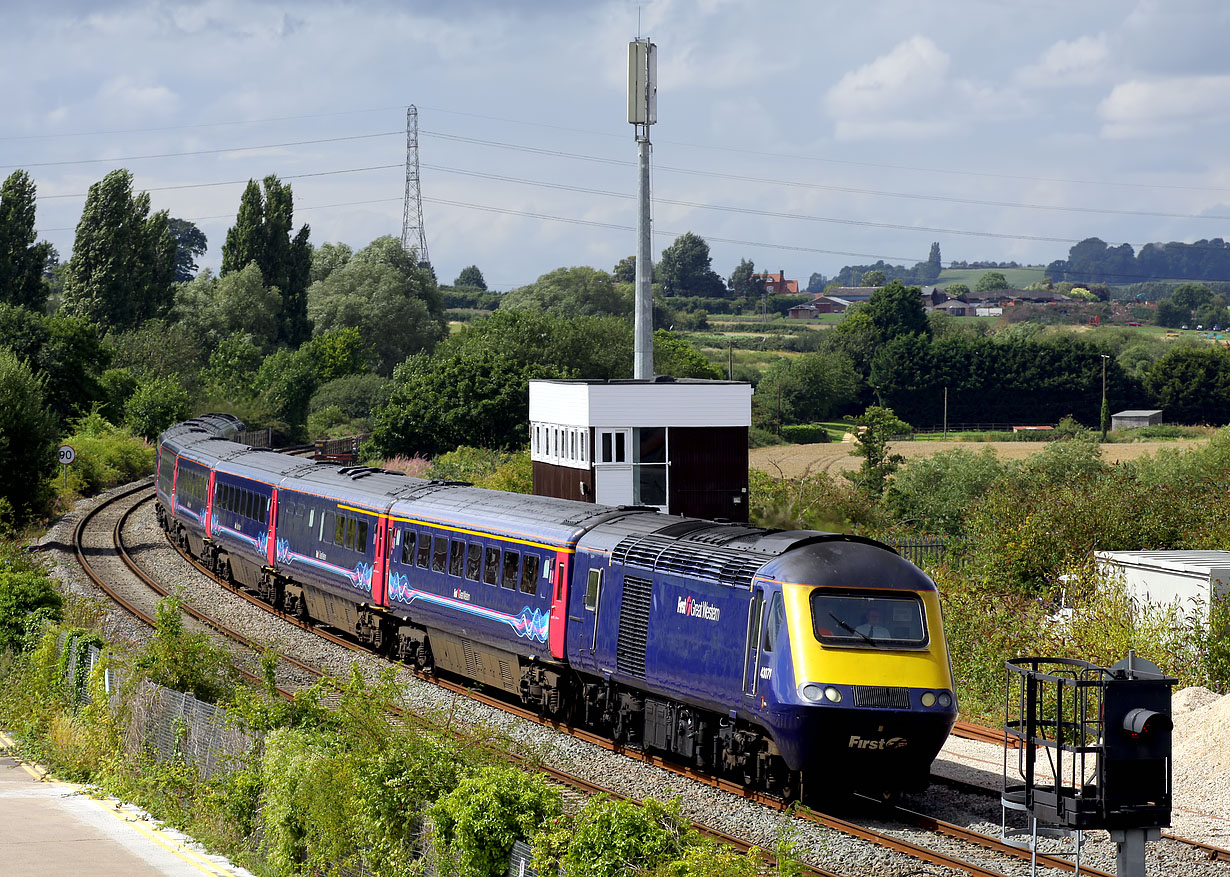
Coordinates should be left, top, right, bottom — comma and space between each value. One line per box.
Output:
611, 535, 763, 589
682, 525, 763, 546
337, 466, 385, 480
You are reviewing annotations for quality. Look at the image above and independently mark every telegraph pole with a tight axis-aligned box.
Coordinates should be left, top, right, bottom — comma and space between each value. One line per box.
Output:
629, 39, 657, 380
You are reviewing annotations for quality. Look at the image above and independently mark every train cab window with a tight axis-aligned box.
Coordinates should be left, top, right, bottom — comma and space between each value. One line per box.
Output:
465, 544, 482, 581
449, 539, 465, 576
501, 550, 519, 590
762, 593, 785, 653
584, 569, 602, 611
432, 536, 448, 572
401, 530, 416, 566
483, 547, 500, 585
809, 590, 928, 649
520, 555, 539, 595
416, 533, 431, 568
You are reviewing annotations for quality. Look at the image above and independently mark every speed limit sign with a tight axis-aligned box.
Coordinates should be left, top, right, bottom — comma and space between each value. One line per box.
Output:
57, 445, 76, 465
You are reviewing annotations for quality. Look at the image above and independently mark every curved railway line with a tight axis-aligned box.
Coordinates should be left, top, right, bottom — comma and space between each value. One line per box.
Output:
67, 480, 1230, 877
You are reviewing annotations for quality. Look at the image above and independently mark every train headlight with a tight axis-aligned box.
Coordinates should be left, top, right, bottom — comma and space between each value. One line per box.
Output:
938, 693, 952, 708
824, 686, 842, 703
801, 683, 823, 703
921, 692, 937, 707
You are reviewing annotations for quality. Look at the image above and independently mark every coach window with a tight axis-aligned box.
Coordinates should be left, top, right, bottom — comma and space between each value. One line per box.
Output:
356, 519, 368, 551
334, 514, 346, 547
483, 547, 500, 585
502, 550, 520, 590
432, 536, 448, 572
308, 508, 315, 531
449, 539, 465, 576
466, 544, 482, 581
520, 555, 539, 595
416, 532, 431, 568
322, 511, 333, 542
260, 496, 269, 525
401, 530, 416, 566
584, 569, 602, 611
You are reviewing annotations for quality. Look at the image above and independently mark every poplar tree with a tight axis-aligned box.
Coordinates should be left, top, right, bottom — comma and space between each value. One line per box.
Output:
221, 175, 312, 347
62, 169, 177, 331
0, 170, 53, 310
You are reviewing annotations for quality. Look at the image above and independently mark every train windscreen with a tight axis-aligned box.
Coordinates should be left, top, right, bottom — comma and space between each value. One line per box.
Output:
809, 589, 928, 649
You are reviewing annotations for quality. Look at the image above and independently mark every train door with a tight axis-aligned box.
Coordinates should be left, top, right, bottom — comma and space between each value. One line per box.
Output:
371, 516, 390, 607
204, 470, 216, 537
742, 586, 767, 705
568, 552, 604, 670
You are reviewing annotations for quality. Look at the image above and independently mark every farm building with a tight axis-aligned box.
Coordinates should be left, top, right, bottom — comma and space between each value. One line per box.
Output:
1111, 409, 1163, 430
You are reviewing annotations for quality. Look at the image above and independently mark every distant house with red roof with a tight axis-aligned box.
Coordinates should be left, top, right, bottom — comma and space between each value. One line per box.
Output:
754, 270, 799, 295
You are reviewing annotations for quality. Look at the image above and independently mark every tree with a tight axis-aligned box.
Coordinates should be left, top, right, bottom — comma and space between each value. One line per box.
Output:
499, 266, 630, 318
0, 347, 57, 522
167, 218, 207, 282
727, 258, 763, 299
0, 170, 53, 310
657, 232, 725, 297
307, 235, 446, 376
845, 406, 911, 497
255, 347, 317, 437
126, 376, 191, 439
860, 270, 886, 287
311, 241, 353, 284
652, 330, 722, 379
62, 170, 177, 331
612, 255, 636, 284
921, 242, 942, 284
455, 265, 487, 290
945, 283, 970, 298
754, 352, 860, 427
807, 272, 828, 293
1144, 347, 1230, 424
371, 311, 631, 456
173, 265, 283, 353
863, 279, 930, 341
975, 271, 1010, 292
220, 174, 312, 346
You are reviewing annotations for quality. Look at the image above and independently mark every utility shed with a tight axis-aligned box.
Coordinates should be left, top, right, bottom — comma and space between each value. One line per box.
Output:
528, 378, 752, 522
1111, 409, 1163, 431
1095, 550, 1230, 618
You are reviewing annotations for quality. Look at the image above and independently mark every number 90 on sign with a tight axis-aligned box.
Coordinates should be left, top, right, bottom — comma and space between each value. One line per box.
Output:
57, 445, 76, 465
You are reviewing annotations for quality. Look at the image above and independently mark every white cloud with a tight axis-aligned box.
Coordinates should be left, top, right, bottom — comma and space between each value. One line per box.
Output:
1099, 75, 1230, 138
97, 76, 179, 115
824, 36, 953, 140
1016, 34, 1109, 88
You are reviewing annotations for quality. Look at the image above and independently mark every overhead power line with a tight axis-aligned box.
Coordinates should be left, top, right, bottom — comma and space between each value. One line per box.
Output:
34, 164, 401, 200
420, 131, 1230, 222
0, 131, 400, 170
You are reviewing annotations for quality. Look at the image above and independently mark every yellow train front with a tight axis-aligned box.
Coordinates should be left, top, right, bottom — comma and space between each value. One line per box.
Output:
747, 537, 957, 801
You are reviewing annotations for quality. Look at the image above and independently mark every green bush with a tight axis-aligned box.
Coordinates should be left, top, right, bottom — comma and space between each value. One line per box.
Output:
749, 468, 885, 533
0, 568, 62, 653
429, 446, 519, 483
885, 447, 1004, 536
534, 796, 692, 877
134, 597, 237, 703
57, 412, 155, 500
749, 426, 784, 448
125, 376, 191, 439
0, 346, 58, 523
475, 451, 532, 494
309, 373, 391, 418
779, 423, 831, 444
431, 766, 561, 877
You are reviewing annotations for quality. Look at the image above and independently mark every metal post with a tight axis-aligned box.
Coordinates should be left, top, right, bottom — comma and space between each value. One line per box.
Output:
1110, 828, 1156, 877
943, 386, 948, 438
634, 136, 653, 379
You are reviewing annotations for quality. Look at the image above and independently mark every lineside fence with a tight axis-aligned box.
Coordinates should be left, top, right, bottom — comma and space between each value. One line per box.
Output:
882, 535, 965, 571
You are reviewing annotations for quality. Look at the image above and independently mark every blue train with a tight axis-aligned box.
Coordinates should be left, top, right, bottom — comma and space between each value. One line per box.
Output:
156, 415, 958, 800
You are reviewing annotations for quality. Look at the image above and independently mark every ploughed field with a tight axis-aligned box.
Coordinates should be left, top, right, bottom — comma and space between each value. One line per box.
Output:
750, 437, 1210, 478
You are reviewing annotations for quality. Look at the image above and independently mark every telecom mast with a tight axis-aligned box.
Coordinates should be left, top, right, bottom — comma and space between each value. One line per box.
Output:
401, 105, 430, 266
629, 39, 656, 380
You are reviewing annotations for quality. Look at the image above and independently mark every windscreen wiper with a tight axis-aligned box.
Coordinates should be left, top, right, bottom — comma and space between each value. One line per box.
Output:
829, 612, 877, 646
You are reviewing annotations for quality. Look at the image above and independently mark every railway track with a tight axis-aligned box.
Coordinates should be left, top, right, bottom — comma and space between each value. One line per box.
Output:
74, 482, 1230, 877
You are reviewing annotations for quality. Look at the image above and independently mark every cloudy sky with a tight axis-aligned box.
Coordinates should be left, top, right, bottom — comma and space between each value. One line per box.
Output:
5, 0, 1230, 290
